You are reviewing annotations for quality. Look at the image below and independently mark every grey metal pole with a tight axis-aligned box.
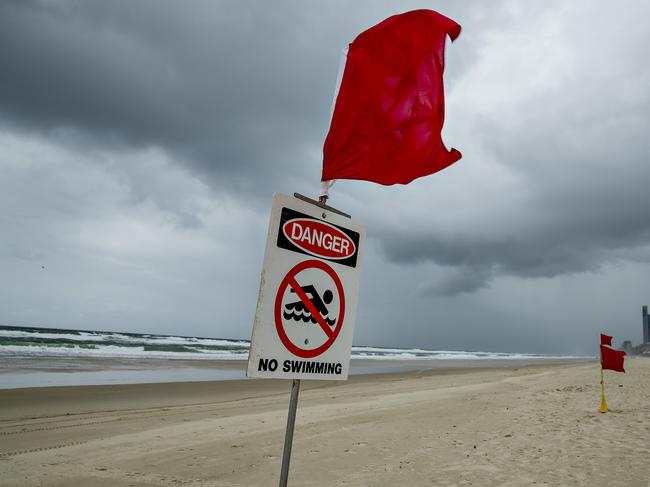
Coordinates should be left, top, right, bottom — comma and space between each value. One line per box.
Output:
279, 379, 301, 487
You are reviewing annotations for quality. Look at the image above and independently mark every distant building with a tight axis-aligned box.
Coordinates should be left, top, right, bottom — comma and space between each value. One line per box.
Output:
641, 306, 650, 344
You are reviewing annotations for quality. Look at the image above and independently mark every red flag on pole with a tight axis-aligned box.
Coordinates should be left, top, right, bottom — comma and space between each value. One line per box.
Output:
600, 333, 613, 346
600, 345, 626, 373
322, 9, 462, 185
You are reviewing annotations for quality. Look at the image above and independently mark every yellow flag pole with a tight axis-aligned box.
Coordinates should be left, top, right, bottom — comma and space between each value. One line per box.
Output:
599, 366, 608, 413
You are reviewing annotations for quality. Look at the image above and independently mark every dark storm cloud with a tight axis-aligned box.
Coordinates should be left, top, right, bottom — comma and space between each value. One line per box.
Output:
0, 0, 353, 193
417, 266, 492, 297
372, 1, 650, 295
0, 1, 485, 196
4, 0, 646, 297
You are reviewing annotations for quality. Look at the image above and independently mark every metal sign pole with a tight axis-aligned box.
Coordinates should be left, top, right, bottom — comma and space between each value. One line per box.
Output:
279, 379, 301, 487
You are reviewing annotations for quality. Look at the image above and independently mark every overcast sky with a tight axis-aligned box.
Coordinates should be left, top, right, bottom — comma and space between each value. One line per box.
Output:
2, 0, 649, 354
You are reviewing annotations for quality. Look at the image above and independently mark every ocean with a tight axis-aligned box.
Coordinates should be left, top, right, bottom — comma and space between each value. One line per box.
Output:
0, 325, 589, 388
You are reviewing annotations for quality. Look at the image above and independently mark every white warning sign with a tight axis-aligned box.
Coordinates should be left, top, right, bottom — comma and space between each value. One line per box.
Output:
247, 193, 365, 380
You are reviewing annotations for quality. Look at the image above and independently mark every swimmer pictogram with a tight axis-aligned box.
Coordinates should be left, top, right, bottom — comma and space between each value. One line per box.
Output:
274, 259, 345, 358
283, 285, 336, 327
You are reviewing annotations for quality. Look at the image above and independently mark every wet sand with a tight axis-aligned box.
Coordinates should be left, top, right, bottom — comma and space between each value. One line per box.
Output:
1, 358, 648, 486
0, 355, 589, 389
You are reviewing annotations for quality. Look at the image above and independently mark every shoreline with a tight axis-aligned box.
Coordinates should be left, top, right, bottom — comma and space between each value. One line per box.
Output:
0, 355, 592, 390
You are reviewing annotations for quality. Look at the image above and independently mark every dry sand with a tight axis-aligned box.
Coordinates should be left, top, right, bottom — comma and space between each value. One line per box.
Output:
1, 358, 648, 486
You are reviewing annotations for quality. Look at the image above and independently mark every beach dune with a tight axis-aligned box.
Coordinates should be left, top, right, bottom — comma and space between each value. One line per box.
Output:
1, 359, 649, 486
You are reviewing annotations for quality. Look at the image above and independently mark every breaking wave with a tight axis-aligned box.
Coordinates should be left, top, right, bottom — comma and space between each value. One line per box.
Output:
0, 326, 589, 361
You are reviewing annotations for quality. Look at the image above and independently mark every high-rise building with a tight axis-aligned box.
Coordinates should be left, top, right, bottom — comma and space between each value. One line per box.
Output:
641, 306, 650, 343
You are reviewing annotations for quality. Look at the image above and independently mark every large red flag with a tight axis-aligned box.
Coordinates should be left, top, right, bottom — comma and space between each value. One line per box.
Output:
322, 10, 462, 185
600, 345, 626, 373
600, 333, 613, 346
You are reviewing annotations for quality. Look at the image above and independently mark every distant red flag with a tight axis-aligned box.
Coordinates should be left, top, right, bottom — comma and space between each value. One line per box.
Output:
322, 9, 462, 185
600, 333, 613, 346
600, 345, 626, 373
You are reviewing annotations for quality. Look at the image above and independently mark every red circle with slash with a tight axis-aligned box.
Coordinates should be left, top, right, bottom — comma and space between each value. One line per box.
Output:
274, 259, 345, 358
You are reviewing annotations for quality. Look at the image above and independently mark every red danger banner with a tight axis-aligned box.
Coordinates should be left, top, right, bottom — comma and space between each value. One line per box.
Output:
277, 207, 360, 268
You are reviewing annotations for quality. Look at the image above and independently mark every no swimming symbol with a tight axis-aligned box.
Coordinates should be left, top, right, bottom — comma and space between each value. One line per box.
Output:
274, 260, 345, 358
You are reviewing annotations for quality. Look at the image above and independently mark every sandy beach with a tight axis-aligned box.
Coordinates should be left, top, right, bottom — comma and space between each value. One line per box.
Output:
1, 358, 649, 486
